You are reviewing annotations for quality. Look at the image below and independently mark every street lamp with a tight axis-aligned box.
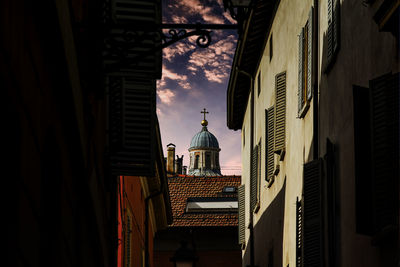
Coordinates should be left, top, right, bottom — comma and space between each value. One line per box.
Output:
170, 241, 198, 267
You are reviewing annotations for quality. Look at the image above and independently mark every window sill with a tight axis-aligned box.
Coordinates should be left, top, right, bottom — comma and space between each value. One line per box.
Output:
298, 101, 310, 119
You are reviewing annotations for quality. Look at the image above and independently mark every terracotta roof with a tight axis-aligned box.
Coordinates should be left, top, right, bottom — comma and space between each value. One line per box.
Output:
168, 175, 241, 227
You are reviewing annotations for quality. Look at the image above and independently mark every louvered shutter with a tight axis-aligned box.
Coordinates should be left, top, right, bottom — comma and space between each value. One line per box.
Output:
250, 145, 258, 212
307, 7, 313, 100
105, 0, 162, 78
303, 159, 323, 267
238, 184, 246, 245
327, 0, 333, 62
332, 0, 340, 54
266, 107, 275, 181
296, 197, 303, 267
298, 29, 304, 116
109, 76, 156, 176
275, 72, 286, 153
370, 73, 399, 236
125, 213, 132, 267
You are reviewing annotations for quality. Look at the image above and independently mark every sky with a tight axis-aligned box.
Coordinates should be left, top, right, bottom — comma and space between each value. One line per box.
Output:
157, 0, 242, 175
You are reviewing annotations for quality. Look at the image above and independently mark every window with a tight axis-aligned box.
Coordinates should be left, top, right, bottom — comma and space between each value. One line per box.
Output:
275, 72, 286, 157
257, 72, 261, 96
238, 185, 246, 246
266, 106, 275, 182
353, 73, 399, 243
194, 154, 199, 169
298, 7, 313, 118
185, 197, 238, 213
223, 186, 237, 193
205, 152, 211, 169
250, 144, 260, 212
326, 0, 340, 70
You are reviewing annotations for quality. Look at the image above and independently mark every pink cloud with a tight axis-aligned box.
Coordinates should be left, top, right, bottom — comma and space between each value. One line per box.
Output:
157, 88, 175, 105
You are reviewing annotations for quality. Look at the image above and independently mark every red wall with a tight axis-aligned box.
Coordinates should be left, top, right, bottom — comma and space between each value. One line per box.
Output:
118, 176, 155, 267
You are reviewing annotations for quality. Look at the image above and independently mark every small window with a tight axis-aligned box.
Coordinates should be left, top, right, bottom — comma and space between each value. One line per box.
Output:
223, 186, 237, 193
257, 72, 261, 96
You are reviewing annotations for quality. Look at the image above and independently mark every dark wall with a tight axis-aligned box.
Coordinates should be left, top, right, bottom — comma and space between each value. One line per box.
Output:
2, 1, 116, 266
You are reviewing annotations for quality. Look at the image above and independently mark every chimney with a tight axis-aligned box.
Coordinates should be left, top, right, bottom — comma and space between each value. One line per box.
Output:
175, 155, 184, 174
166, 143, 176, 173
182, 166, 187, 175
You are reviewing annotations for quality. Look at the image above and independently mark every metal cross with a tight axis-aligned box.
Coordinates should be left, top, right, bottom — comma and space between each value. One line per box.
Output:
201, 108, 209, 120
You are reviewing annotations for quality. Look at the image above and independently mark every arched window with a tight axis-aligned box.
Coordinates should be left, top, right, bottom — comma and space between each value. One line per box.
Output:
194, 154, 199, 169
205, 153, 211, 169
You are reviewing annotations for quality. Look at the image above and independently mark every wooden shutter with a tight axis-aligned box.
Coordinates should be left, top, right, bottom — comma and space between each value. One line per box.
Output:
238, 184, 246, 245
332, 0, 340, 54
298, 28, 304, 116
125, 212, 132, 267
296, 197, 303, 267
303, 159, 323, 267
250, 145, 258, 212
370, 73, 399, 236
266, 107, 275, 181
105, 0, 162, 78
109, 76, 156, 176
327, 0, 333, 62
307, 7, 313, 100
275, 72, 286, 154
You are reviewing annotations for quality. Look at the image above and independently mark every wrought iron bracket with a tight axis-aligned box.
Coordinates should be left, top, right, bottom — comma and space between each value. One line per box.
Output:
160, 23, 238, 49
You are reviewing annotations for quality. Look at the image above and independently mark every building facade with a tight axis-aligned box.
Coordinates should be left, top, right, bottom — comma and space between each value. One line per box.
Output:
227, 0, 399, 266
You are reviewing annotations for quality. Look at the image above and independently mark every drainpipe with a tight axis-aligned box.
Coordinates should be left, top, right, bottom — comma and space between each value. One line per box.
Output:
313, 0, 319, 160
237, 68, 255, 267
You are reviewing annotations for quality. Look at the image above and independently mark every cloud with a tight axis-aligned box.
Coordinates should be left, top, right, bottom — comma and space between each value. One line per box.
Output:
157, 88, 175, 105
187, 34, 236, 83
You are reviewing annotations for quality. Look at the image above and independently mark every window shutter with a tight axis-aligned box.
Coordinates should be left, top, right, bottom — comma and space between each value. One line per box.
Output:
370, 73, 399, 236
110, 0, 159, 24
275, 72, 286, 154
307, 7, 313, 100
333, 0, 340, 54
266, 107, 275, 181
296, 197, 303, 267
105, 0, 162, 78
327, 0, 333, 62
303, 159, 323, 267
238, 184, 246, 245
298, 29, 304, 116
109, 76, 156, 176
250, 145, 258, 212
125, 213, 132, 267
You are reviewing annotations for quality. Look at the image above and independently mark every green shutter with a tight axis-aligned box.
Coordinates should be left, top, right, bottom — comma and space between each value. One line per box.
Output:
250, 145, 258, 212
298, 29, 304, 116
296, 197, 303, 267
275, 72, 286, 154
303, 159, 323, 267
238, 184, 246, 245
109, 76, 156, 176
307, 7, 313, 100
266, 107, 275, 181
370, 73, 399, 236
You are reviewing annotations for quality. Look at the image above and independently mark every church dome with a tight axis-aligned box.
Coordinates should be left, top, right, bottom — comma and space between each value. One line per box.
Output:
189, 126, 219, 150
